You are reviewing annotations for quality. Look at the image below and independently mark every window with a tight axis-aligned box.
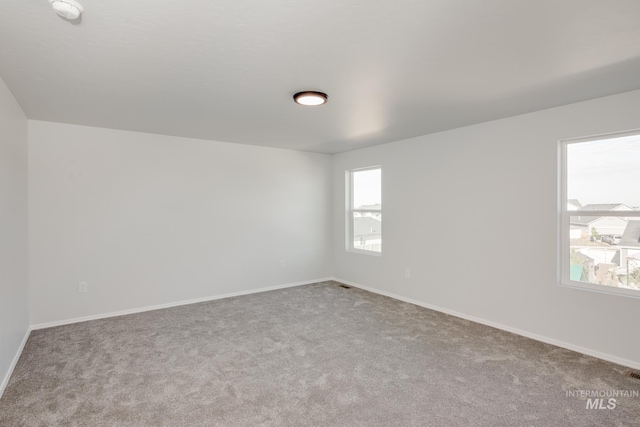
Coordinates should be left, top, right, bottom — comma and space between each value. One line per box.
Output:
560, 130, 640, 297
347, 167, 382, 254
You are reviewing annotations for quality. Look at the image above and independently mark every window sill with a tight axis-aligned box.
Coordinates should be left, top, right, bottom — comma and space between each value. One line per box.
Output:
559, 280, 640, 299
347, 248, 382, 257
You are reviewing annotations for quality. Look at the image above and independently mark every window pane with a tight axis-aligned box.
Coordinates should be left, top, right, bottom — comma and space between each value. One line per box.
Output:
353, 212, 382, 253
349, 167, 382, 254
352, 168, 381, 209
569, 215, 640, 290
567, 134, 640, 208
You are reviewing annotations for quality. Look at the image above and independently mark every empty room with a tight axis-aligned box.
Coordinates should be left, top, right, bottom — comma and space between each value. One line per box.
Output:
1, 0, 640, 425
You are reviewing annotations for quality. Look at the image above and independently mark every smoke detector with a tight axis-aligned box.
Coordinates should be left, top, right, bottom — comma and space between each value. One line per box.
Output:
49, 0, 84, 20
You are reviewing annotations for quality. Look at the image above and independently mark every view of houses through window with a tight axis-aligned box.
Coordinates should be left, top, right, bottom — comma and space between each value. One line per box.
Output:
564, 132, 640, 293
349, 167, 381, 253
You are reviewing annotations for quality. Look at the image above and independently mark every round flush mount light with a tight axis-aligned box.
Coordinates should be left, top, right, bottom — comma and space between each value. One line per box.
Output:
293, 91, 328, 106
49, 0, 84, 20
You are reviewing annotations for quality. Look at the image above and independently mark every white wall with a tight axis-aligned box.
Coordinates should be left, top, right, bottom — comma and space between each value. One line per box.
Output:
29, 121, 332, 325
332, 89, 640, 367
0, 76, 29, 394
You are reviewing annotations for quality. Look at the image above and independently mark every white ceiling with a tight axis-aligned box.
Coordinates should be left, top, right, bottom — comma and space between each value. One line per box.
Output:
2, 1, 640, 154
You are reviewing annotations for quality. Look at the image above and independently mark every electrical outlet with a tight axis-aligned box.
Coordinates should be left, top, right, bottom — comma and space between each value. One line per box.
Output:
78, 281, 88, 292
280, 259, 286, 268
404, 269, 411, 279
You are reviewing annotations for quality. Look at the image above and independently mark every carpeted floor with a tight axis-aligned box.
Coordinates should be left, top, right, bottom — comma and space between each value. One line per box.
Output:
0, 281, 638, 426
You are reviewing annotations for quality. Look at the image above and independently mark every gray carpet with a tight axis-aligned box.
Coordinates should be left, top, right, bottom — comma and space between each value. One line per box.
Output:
1, 281, 638, 426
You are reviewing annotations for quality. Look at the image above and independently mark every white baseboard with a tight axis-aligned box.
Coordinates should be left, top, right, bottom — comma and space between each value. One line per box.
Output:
0, 328, 31, 400
31, 278, 331, 331
332, 277, 640, 371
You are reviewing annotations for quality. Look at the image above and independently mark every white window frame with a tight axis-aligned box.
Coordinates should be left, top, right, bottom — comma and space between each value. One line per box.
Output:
346, 166, 382, 255
559, 129, 640, 298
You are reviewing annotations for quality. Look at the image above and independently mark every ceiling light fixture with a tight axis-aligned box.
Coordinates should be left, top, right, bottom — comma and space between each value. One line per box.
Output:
293, 91, 328, 106
49, 0, 84, 20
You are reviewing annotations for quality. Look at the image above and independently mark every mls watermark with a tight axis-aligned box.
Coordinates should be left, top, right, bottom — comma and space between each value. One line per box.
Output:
566, 389, 639, 410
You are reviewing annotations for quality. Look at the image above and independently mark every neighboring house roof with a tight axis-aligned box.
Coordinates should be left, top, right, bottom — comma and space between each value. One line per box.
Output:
356, 204, 381, 210
570, 216, 604, 226
571, 218, 589, 226
611, 251, 621, 266
580, 203, 633, 211
353, 217, 381, 238
573, 251, 595, 263
570, 203, 634, 226
568, 199, 582, 208
619, 220, 640, 248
